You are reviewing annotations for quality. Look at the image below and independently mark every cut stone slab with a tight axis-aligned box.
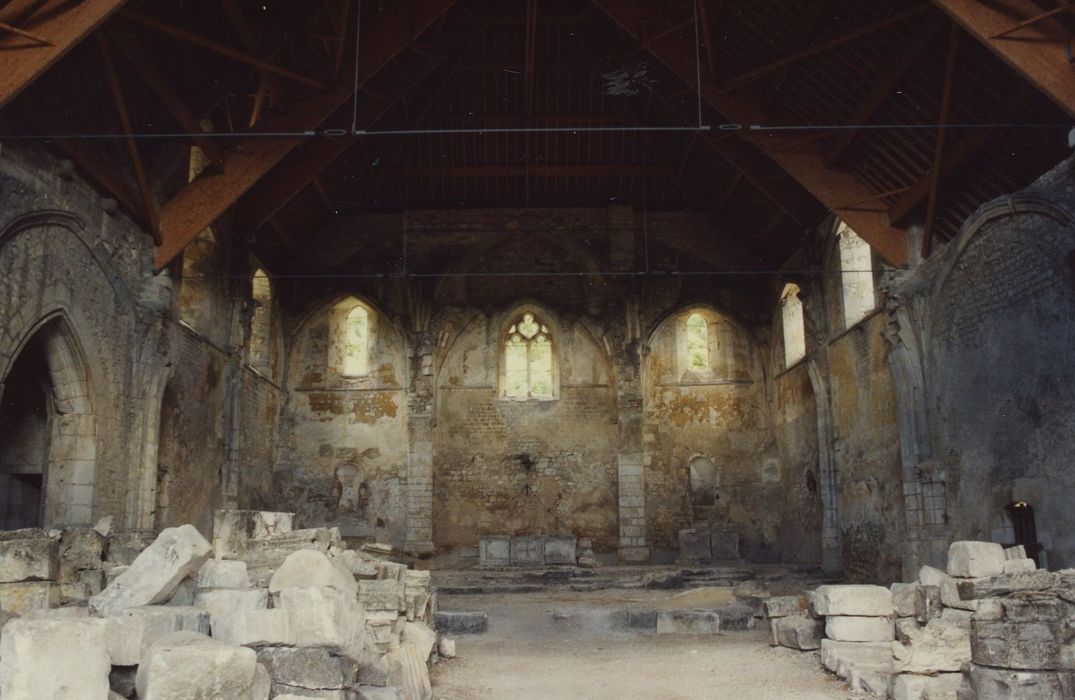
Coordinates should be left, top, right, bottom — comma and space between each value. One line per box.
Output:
277, 585, 364, 653
0, 617, 111, 698
773, 614, 823, 650
960, 662, 1075, 700
105, 605, 210, 665
435, 610, 488, 634
892, 615, 971, 673
195, 588, 268, 643
269, 549, 358, 599
947, 541, 1006, 578
715, 602, 757, 631
136, 630, 258, 699
826, 615, 895, 642
230, 608, 296, 647
252, 663, 270, 700
970, 595, 1075, 670
892, 583, 919, 618
1003, 558, 1037, 574
358, 686, 401, 700
1005, 545, 1027, 560
765, 595, 809, 619
57, 527, 105, 581
0, 537, 58, 583
257, 646, 358, 691
543, 535, 576, 565
0, 580, 59, 613
90, 525, 211, 617
510, 536, 544, 567
956, 570, 1060, 601
212, 510, 294, 558
892, 672, 962, 700
820, 638, 894, 676
656, 610, 720, 635
196, 559, 250, 590
387, 641, 432, 700
438, 636, 456, 659
403, 621, 437, 662
478, 536, 510, 567
360, 579, 405, 612
920, 565, 980, 611
812, 584, 893, 617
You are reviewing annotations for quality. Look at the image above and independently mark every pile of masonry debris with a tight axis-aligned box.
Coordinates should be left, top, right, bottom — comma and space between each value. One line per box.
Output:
0, 510, 450, 699
765, 541, 1074, 700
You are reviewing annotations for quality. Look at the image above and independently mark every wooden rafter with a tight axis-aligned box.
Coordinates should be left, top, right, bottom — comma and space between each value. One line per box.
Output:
932, 0, 1075, 119
824, 12, 945, 167
106, 27, 226, 169
234, 15, 484, 232
0, 0, 128, 110
760, 0, 831, 112
97, 33, 159, 242
696, 0, 723, 78
920, 24, 958, 259
591, 0, 909, 266
154, 0, 462, 271
718, 3, 931, 94
523, 0, 539, 118
119, 9, 326, 90
0, 19, 54, 45
219, 0, 280, 128
387, 164, 673, 178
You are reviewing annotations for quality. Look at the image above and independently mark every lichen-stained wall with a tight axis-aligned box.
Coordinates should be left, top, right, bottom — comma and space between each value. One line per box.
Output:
922, 160, 1075, 569
432, 308, 619, 551
275, 296, 410, 547
827, 313, 904, 582
770, 363, 824, 566
643, 307, 787, 558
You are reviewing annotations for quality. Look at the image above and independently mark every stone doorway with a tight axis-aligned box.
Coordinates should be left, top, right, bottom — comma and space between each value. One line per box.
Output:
0, 342, 51, 528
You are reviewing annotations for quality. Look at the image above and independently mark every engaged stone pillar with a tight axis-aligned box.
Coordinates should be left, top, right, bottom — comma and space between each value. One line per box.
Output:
616, 325, 649, 563
404, 342, 435, 556
617, 454, 649, 562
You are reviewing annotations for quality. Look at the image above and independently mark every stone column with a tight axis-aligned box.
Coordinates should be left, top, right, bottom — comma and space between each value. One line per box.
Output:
404, 335, 435, 556
615, 292, 649, 562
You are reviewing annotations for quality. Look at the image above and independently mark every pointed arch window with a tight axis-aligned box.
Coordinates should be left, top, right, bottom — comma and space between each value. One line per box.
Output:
503, 312, 554, 399
686, 313, 709, 371
247, 269, 272, 373
837, 221, 875, 328
342, 305, 369, 377
781, 283, 806, 368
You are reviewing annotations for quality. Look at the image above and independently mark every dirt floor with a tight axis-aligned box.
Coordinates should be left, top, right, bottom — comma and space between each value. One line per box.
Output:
430, 589, 860, 700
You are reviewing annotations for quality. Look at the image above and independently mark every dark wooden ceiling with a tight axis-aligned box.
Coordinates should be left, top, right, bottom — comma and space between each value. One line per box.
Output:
1, 0, 1070, 275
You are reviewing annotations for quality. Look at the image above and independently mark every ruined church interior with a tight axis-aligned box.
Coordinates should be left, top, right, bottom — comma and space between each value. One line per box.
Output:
0, 0, 1073, 698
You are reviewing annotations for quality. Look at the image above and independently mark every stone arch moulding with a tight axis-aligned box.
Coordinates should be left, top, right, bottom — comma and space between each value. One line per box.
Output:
804, 360, 841, 574
641, 301, 760, 383
496, 302, 562, 401
1, 310, 98, 527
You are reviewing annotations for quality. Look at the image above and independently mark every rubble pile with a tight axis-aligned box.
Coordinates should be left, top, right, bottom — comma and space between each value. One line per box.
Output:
766, 541, 1074, 700
0, 510, 449, 699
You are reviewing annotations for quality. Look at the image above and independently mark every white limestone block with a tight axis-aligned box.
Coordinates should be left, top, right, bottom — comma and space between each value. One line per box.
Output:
231, 609, 295, 647
812, 584, 893, 617
820, 638, 894, 676
403, 621, 437, 661
277, 585, 365, 654
655, 609, 721, 634
826, 615, 895, 642
196, 559, 250, 590
269, 549, 357, 599
195, 588, 268, 643
251, 663, 270, 700
773, 614, 823, 650
947, 541, 1006, 578
0, 580, 59, 613
0, 618, 111, 698
136, 631, 258, 700
104, 605, 210, 665
1004, 545, 1027, 561
893, 672, 963, 700
891, 583, 919, 618
920, 565, 978, 611
892, 615, 971, 673
90, 525, 211, 616
1002, 558, 1036, 574
386, 641, 432, 700
0, 538, 58, 583
438, 636, 456, 658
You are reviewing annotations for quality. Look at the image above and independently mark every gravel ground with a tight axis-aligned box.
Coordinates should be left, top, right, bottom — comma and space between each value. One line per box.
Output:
431, 590, 863, 700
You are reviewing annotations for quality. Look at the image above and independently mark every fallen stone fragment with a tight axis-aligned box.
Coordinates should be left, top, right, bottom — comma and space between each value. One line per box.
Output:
438, 636, 457, 658
773, 614, 823, 650
0, 617, 111, 698
434, 610, 488, 634
105, 605, 210, 665
0, 537, 58, 583
251, 663, 270, 700
656, 609, 721, 635
387, 642, 433, 700
403, 620, 437, 662
356, 648, 390, 686
826, 615, 895, 642
956, 570, 1060, 601
360, 579, 405, 612
196, 559, 250, 590
257, 646, 358, 692
212, 510, 294, 558
57, 527, 105, 581
970, 594, 1075, 670
892, 672, 961, 700
891, 583, 919, 618
136, 630, 258, 699
947, 541, 1006, 578
276, 585, 364, 653
195, 588, 269, 643
892, 615, 971, 673
820, 638, 893, 676
90, 525, 211, 617
270, 549, 358, 599
764, 594, 809, 619
0, 580, 59, 613
959, 662, 1075, 700
915, 585, 942, 624
358, 686, 401, 700
812, 584, 893, 617
716, 602, 757, 631
231, 608, 296, 647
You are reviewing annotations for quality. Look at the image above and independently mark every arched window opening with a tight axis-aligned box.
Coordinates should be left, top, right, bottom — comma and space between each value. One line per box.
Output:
503, 312, 554, 399
781, 283, 806, 368
837, 221, 876, 328
688, 456, 718, 507
342, 305, 369, 377
0, 345, 50, 529
247, 269, 272, 373
686, 313, 709, 371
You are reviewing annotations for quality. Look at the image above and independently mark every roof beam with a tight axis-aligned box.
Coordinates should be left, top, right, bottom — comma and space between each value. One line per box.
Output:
591, 0, 909, 266
824, 13, 944, 167
154, 0, 461, 271
931, 0, 1075, 119
921, 24, 958, 259
387, 164, 674, 178
0, 0, 129, 111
